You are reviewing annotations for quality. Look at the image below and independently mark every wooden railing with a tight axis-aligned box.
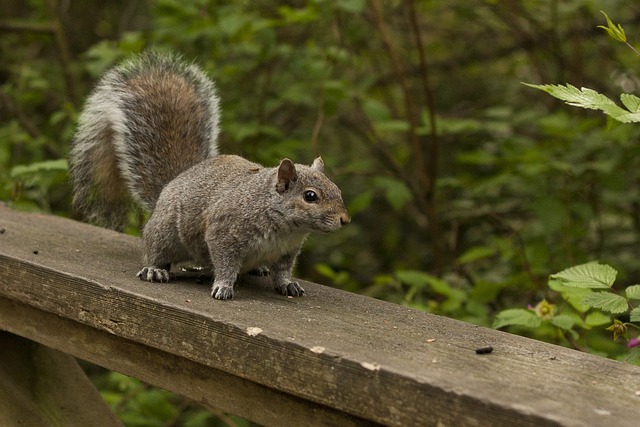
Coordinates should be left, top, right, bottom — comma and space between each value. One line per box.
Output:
1, 202, 639, 426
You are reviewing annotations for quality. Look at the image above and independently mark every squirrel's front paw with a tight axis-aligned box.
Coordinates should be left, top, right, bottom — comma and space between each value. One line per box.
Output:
137, 267, 170, 282
275, 281, 305, 297
211, 283, 234, 300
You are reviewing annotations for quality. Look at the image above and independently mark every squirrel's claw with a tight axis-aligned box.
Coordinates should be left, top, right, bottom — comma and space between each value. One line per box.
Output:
211, 283, 234, 300
137, 267, 170, 283
275, 281, 305, 297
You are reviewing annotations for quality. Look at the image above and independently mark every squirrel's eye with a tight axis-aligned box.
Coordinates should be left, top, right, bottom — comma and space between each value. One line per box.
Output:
303, 190, 318, 202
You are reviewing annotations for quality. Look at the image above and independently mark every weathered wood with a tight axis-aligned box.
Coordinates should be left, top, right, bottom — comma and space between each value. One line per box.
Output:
0, 331, 123, 427
1, 203, 640, 426
0, 298, 371, 427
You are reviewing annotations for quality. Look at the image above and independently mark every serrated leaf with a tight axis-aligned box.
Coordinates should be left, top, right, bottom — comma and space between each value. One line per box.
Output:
620, 93, 640, 112
548, 278, 593, 313
624, 347, 640, 365
630, 307, 640, 322
551, 314, 575, 331
585, 311, 611, 327
582, 292, 628, 314
550, 262, 617, 289
523, 83, 640, 123
626, 285, 640, 300
493, 309, 542, 329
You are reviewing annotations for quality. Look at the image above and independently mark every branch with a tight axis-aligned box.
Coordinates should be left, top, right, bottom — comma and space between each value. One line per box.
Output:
45, 0, 79, 107
369, 0, 429, 196
309, 90, 324, 155
0, 20, 54, 33
407, 0, 439, 201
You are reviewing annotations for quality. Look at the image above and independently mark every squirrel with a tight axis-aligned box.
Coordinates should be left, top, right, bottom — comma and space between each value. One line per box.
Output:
69, 51, 350, 300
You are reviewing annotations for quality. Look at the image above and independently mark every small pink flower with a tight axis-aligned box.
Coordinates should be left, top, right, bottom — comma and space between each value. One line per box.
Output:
628, 338, 640, 349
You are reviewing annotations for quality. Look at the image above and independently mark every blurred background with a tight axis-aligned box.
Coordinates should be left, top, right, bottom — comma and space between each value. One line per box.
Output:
2, 0, 640, 425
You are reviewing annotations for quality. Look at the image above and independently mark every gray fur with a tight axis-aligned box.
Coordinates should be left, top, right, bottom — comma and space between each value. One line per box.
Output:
70, 52, 350, 300
70, 51, 219, 229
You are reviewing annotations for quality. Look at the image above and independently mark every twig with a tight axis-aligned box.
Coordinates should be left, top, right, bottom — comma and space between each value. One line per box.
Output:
345, 101, 411, 185
407, 0, 439, 197
0, 92, 41, 139
407, 0, 445, 274
369, 0, 428, 194
370, 0, 445, 274
310, 89, 324, 155
45, 0, 79, 107
0, 20, 55, 33
487, 212, 545, 290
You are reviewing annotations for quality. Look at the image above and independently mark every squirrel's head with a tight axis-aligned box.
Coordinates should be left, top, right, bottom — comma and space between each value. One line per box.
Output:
275, 157, 350, 233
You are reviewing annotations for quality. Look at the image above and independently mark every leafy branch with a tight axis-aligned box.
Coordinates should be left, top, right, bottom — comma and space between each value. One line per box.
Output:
494, 262, 640, 363
523, 83, 640, 123
525, 11, 640, 124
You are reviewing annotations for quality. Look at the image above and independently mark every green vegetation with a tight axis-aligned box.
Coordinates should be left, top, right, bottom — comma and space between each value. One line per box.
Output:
3, 1, 640, 425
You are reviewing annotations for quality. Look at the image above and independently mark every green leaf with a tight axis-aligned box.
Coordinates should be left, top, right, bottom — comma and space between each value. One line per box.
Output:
630, 307, 640, 322
456, 246, 496, 265
585, 311, 611, 327
548, 279, 593, 313
347, 190, 373, 216
550, 262, 617, 289
620, 93, 640, 112
624, 347, 640, 365
582, 292, 628, 314
625, 285, 640, 300
315, 263, 336, 280
597, 11, 626, 43
10, 159, 68, 178
336, 0, 366, 13
361, 98, 391, 121
373, 177, 412, 212
374, 119, 410, 133
523, 83, 640, 123
551, 314, 575, 331
395, 270, 431, 289
493, 309, 542, 329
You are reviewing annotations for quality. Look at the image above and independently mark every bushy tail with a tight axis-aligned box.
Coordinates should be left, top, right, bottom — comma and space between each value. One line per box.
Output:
69, 51, 220, 230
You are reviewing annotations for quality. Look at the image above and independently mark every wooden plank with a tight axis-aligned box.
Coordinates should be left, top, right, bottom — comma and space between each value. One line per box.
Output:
1, 203, 640, 426
0, 298, 373, 427
0, 331, 123, 427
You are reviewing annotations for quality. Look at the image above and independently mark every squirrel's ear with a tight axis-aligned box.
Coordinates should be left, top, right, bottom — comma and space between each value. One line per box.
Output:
311, 157, 324, 173
276, 158, 298, 194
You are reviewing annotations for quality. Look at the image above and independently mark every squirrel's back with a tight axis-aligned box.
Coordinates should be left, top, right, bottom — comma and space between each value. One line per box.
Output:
69, 51, 220, 229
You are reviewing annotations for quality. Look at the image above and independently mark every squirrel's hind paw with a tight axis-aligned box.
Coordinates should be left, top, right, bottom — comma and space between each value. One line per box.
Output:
137, 267, 170, 283
249, 266, 270, 276
275, 281, 305, 297
211, 283, 234, 300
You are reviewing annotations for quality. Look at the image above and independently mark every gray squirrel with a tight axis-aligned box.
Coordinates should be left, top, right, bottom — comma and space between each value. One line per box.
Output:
69, 51, 350, 300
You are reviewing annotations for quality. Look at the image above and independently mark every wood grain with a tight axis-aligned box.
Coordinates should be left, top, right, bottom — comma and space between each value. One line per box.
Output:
1, 203, 639, 426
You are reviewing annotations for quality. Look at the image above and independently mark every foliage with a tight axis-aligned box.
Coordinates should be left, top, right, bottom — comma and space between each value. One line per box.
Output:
94, 371, 252, 427
523, 83, 640, 123
3, 0, 640, 423
494, 262, 640, 363
512, 10, 640, 362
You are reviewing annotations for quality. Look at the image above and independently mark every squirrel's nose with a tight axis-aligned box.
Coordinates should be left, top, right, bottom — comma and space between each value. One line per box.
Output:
340, 213, 351, 226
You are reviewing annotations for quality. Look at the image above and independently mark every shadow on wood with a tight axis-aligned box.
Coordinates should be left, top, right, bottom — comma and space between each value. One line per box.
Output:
0, 331, 123, 427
